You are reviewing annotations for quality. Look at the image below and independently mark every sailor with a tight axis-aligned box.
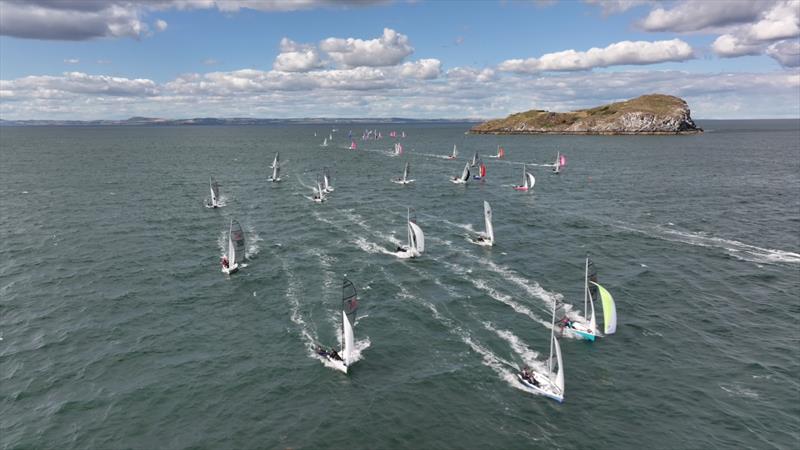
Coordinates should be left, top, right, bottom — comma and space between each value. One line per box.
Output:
329, 349, 342, 361
221, 255, 229, 268
396, 246, 404, 252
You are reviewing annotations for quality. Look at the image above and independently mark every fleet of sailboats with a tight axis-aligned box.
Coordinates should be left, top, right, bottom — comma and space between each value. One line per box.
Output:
200, 130, 620, 403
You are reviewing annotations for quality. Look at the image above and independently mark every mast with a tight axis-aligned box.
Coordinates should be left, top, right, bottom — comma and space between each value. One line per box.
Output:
407, 207, 412, 249
584, 255, 589, 318
522, 164, 526, 187
549, 298, 556, 374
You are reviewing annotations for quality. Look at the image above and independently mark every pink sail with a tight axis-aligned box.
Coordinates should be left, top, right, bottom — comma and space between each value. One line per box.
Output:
559, 154, 567, 167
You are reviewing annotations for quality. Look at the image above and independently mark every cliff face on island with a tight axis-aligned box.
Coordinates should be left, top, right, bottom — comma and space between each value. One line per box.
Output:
470, 94, 702, 135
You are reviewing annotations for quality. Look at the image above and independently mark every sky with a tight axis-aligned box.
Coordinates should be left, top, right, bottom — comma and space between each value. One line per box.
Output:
0, 0, 798, 120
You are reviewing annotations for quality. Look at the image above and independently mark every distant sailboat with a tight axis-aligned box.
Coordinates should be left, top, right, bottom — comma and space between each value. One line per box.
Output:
395, 208, 425, 259
553, 152, 567, 174
349, 140, 358, 150
560, 256, 617, 341
322, 137, 328, 147
392, 161, 414, 185
447, 144, 458, 160
451, 161, 470, 184
517, 298, 565, 402
470, 151, 479, 167
311, 179, 326, 203
317, 277, 360, 374
513, 164, 536, 191
322, 167, 334, 193
221, 219, 245, 274
207, 175, 222, 208
473, 160, 487, 180
469, 201, 494, 246
489, 146, 505, 158
393, 142, 403, 156
269, 153, 281, 182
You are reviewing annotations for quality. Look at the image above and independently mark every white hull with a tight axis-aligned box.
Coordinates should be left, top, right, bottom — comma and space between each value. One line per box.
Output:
517, 373, 564, 402
324, 356, 348, 373
269, 177, 281, 182
469, 235, 493, 247
221, 263, 239, 274
395, 246, 420, 259
451, 178, 468, 184
392, 178, 414, 185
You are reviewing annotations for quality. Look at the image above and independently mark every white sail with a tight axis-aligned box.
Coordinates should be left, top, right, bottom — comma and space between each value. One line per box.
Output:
554, 152, 561, 173
452, 144, 458, 158
323, 138, 328, 146
209, 176, 220, 206
271, 152, 279, 169
403, 162, 409, 182
230, 220, 246, 264
483, 201, 494, 243
526, 172, 536, 189
342, 310, 355, 366
227, 220, 236, 266
341, 277, 358, 368
272, 163, 280, 180
409, 221, 425, 253
552, 334, 565, 395
460, 162, 470, 181
471, 151, 478, 166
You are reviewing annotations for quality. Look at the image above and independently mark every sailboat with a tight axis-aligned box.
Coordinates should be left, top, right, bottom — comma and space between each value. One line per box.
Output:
553, 152, 567, 174
221, 219, 245, 274
393, 142, 403, 156
318, 277, 360, 374
447, 144, 458, 159
513, 164, 536, 191
392, 161, 414, 185
322, 137, 328, 147
489, 146, 505, 159
322, 168, 334, 193
349, 140, 357, 150
561, 256, 617, 341
470, 151, 479, 167
517, 299, 565, 403
473, 160, 487, 180
207, 175, 222, 208
469, 201, 494, 246
311, 179, 326, 203
269, 153, 281, 182
451, 162, 470, 184
395, 208, 425, 259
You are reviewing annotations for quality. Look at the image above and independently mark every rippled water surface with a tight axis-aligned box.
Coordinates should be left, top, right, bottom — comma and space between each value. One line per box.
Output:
1, 120, 798, 449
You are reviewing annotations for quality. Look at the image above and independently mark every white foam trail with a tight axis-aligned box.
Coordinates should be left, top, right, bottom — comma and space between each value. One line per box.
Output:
282, 257, 320, 360
244, 225, 262, 258
612, 222, 800, 265
353, 237, 395, 255
473, 278, 554, 329
482, 321, 544, 370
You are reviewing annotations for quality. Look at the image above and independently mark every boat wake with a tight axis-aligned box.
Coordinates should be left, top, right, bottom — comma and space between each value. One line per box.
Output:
611, 222, 800, 265
281, 257, 321, 360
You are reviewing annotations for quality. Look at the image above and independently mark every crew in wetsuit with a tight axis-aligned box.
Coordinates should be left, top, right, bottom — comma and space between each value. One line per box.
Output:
221, 256, 229, 269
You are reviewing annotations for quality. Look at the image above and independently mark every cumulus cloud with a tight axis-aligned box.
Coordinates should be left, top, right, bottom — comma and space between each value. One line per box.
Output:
767, 40, 800, 67
0, 0, 385, 41
498, 39, 694, 73
707, 1, 800, 66
320, 28, 413, 67
273, 38, 324, 72
639, 0, 768, 33
399, 59, 441, 80
154, 19, 168, 32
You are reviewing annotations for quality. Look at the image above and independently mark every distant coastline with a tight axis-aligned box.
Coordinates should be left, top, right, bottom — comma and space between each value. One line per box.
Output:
0, 117, 482, 127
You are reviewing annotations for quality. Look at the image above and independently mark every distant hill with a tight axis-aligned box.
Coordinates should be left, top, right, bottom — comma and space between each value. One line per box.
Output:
0, 117, 481, 127
470, 94, 702, 135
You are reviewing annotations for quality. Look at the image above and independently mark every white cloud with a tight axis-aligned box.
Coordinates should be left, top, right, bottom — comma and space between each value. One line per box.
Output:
584, 0, 653, 14
154, 19, 168, 32
399, 59, 441, 80
273, 38, 324, 72
0, 0, 385, 41
64, 59, 80, 64
498, 39, 694, 73
320, 28, 413, 67
707, 1, 800, 66
639, 0, 769, 33
767, 40, 800, 67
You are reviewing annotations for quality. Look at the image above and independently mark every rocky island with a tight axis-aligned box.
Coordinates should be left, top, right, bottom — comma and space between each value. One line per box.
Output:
470, 94, 702, 135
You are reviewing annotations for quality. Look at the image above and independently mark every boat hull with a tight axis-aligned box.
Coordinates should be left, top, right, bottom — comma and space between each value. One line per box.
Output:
392, 179, 414, 185
221, 263, 239, 275
513, 186, 529, 191
517, 374, 564, 403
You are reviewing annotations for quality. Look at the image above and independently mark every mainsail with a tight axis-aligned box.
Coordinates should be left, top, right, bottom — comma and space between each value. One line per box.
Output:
402, 162, 410, 182
479, 162, 487, 178
230, 220, 246, 264
323, 167, 332, 191
409, 221, 425, 253
460, 162, 470, 182
227, 220, 236, 266
271, 152, 280, 169
526, 172, 536, 189
452, 144, 458, 158
210, 176, 220, 205
342, 277, 359, 365
483, 201, 494, 243
471, 151, 479, 166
